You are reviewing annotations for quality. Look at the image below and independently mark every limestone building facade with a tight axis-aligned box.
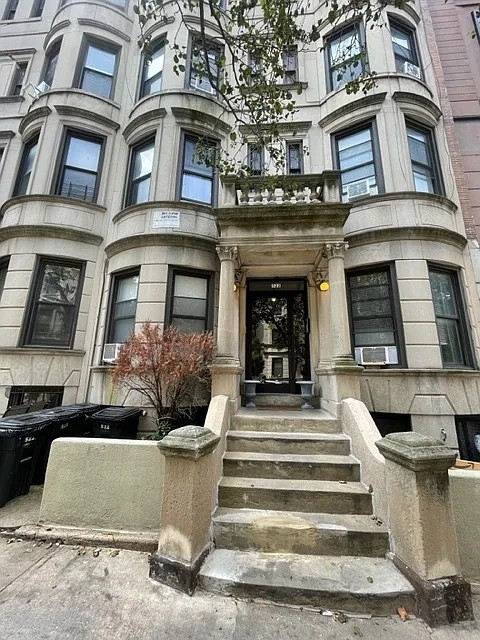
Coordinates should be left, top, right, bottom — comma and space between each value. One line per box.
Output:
1, 0, 480, 448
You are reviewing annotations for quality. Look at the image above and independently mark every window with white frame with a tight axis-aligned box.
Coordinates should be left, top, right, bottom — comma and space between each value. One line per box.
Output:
326, 23, 366, 91
189, 37, 221, 94
107, 270, 139, 343
139, 39, 165, 98
179, 133, 216, 205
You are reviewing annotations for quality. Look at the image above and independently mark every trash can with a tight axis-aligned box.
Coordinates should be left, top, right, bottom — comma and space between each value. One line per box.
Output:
91, 407, 142, 439
66, 403, 104, 437
32, 407, 83, 485
0, 415, 50, 508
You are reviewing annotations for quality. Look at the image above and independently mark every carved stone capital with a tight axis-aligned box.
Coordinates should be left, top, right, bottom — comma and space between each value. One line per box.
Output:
308, 268, 327, 286
216, 245, 238, 263
234, 268, 247, 288
324, 242, 348, 260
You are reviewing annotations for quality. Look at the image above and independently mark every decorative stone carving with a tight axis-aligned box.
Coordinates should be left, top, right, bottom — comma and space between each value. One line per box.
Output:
216, 245, 238, 262
308, 268, 327, 286
234, 268, 247, 288
324, 242, 348, 260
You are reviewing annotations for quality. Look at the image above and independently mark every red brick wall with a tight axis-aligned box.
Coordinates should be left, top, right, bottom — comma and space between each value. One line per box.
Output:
421, 0, 480, 240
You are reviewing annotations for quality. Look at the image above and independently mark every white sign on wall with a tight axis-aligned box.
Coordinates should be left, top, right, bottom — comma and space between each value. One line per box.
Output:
152, 211, 181, 228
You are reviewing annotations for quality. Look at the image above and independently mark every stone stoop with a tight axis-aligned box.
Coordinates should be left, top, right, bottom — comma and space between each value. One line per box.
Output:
198, 406, 415, 615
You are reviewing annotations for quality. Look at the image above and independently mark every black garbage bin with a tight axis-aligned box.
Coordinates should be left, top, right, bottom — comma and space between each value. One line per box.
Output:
0, 415, 50, 508
66, 403, 104, 437
91, 407, 142, 439
32, 407, 83, 485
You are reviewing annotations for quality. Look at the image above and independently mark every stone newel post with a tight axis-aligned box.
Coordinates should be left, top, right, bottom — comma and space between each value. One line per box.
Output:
149, 426, 220, 595
376, 432, 473, 626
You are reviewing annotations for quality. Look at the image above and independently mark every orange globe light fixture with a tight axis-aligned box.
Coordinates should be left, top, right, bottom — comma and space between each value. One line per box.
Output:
319, 280, 329, 292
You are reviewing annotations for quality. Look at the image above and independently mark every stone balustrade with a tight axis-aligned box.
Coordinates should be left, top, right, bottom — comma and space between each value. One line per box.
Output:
221, 171, 341, 207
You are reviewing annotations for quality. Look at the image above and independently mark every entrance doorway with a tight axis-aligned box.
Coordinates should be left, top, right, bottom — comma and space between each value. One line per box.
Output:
246, 279, 310, 394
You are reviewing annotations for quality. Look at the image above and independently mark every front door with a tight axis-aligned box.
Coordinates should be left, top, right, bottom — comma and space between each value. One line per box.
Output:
246, 279, 310, 394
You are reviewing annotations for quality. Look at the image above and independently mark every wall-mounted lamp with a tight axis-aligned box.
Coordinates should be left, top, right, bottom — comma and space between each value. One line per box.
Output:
233, 283, 238, 292
318, 280, 329, 292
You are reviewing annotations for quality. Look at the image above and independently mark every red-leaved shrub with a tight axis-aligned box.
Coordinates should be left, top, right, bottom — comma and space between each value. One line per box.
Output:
112, 322, 214, 422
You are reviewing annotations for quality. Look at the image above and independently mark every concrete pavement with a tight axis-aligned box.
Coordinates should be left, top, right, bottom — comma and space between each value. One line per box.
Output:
0, 536, 479, 640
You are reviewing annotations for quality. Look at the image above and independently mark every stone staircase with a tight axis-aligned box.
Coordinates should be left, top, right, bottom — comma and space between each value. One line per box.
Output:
198, 407, 416, 615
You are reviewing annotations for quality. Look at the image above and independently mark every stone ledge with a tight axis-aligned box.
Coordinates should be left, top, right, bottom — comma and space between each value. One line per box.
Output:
376, 432, 457, 472
104, 232, 217, 258
361, 368, 480, 377
0, 524, 157, 552
159, 426, 220, 459
0, 347, 85, 357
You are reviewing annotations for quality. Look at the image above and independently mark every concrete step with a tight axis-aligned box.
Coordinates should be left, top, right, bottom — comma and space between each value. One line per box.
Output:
231, 408, 341, 434
218, 477, 373, 515
212, 508, 389, 557
199, 549, 415, 615
253, 394, 306, 408
227, 431, 351, 456
223, 452, 360, 482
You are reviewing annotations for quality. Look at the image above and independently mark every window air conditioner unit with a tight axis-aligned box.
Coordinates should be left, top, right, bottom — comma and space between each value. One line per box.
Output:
402, 61, 421, 79
102, 343, 123, 363
354, 346, 398, 366
346, 179, 370, 201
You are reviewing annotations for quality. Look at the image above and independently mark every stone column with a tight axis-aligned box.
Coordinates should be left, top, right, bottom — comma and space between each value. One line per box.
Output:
324, 242, 355, 366
376, 432, 473, 626
216, 245, 238, 359
210, 246, 243, 409
149, 425, 220, 595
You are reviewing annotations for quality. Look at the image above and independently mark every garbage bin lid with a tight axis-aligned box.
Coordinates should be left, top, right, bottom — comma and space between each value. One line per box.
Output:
0, 414, 50, 437
40, 407, 82, 419
92, 407, 143, 421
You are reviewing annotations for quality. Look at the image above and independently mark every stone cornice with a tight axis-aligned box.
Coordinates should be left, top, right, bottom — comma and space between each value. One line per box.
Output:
44, 20, 70, 49
0, 224, 103, 246
112, 200, 215, 224
105, 232, 217, 258
0, 347, 85, 357
319, 92, 387, 129
183, 14, 223, 36
393, 91, 442, 122
0, 194, 106, 218
18, 106, 51, 136
361, 368, 480, 377
215, 203, 351, 228
346, 226, 467, 250
171, 106, 231, 136
143, 15, 175, 40
349, 191, 458, 213
122, 108, 167, 140
0, 48, 36, 57
77, 18, 131, 42
238, 120, 312, 137
43, 87, 120, 109
55, 104, 120, 131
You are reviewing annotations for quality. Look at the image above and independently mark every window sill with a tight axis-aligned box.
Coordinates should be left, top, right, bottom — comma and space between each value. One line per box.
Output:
0, 346, 85, 356
361, 368, 478, 376
0, 96, 24, 103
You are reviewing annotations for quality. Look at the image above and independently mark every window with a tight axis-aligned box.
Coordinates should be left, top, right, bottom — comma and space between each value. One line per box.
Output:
248, 51, 262, 86
55, 131, 104, 202
179, 133, 216, 205
7, 386, 64, 412
78, 41, 118, 99
390, 20, 420, 73
406, 122, 442, 194
125, 138, 154, 206
286, 141, 303, 175
10, 62, 27, 96
271, 357, 283, 378
31, 0, 46, 17
327, 23, 366, 91
189, 37, 221, 94
0, 259, 9, 303
472, 10, 480, 42
247, 143, 263, 175
13, 135, 39, 196
107, 271, 139, 343
23, 258, 84, 348
283, 47, 298, 84
168, 269, 212, 333
139, 39, 165, 98
3, 0, 18, 20
42, 42, 61, 87
347, 265, 402, 364
335, 122, 381, 200
429, 267, 470, 367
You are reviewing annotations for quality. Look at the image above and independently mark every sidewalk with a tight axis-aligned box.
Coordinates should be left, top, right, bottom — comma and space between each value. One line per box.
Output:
0, 536, 479, 640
